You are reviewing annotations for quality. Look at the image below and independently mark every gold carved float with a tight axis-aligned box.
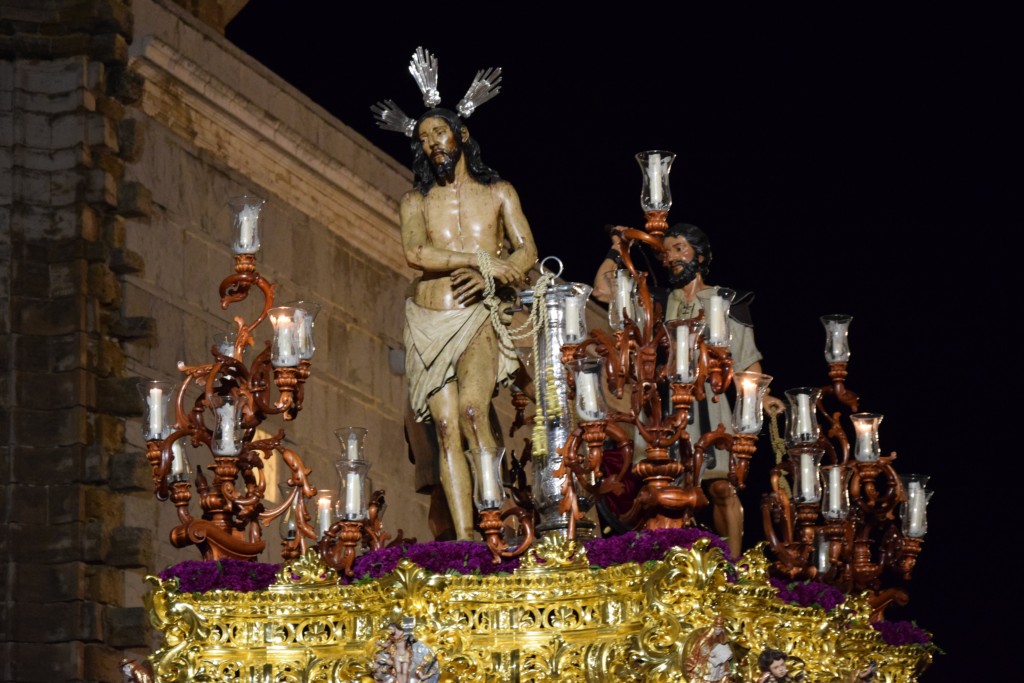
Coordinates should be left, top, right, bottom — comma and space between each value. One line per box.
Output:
142, 538, 932, 682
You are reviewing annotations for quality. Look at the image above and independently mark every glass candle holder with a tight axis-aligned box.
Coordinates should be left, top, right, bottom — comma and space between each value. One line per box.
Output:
209, 394, 246, 456
286, 300, 321, 361
335, 427, 368, 461
901, 474, 933, 538
821, 464, 852, 519
606, 269, 636, 330
166, 438, 192, 484
696, 287, 736, 347
561, 283, 593, 344
784, 387, 822, 445
821, 314, 853, 363
569, 357, 608, 422
138, 379, 174, 441
732, 371, 773, 435
334, 458, 371, 521
850, 412, 883, 462
791, 445, 823, 504
668, 318, 706, 384
268, 306, 301, 367
278, 483, 298, 541
636, 150, 675, 212
465, 447, 506, 511
229, 195, 264, 255
211, 329, 237, 358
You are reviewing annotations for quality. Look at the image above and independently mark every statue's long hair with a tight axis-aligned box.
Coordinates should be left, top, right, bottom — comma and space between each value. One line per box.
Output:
411, 108, 500, 195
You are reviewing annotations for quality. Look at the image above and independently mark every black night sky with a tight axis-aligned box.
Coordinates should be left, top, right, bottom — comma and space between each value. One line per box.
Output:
225, 5, 1015, 679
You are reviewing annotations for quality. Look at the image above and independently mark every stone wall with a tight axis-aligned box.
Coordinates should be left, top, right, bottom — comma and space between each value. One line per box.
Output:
1, 2, 151, 679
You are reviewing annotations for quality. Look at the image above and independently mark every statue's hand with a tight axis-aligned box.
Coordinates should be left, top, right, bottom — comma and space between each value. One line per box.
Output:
763, 394, 786, 415
452, 268, 485, 303
486, 257, 524, 285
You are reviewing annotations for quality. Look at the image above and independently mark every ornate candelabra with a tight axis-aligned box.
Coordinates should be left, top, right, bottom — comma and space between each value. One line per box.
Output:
525, 151, 770, 538
141, 196, 390, 574
761, 314, 931, 616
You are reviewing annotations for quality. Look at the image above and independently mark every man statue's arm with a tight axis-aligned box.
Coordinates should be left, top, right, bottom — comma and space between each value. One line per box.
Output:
497, 181, 538, 281
400, 192, 478, 273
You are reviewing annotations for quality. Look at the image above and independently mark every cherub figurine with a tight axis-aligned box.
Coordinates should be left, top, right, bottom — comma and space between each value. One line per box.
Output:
370, 622, 439, 682
119, 658, 154, 683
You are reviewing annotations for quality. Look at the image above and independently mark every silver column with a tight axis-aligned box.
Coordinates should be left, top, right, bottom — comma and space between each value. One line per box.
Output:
523, 281, 595, 538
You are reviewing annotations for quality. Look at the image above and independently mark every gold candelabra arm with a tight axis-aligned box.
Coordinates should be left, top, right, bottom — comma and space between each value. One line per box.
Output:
643, 210, 669, 236
508, 390, 531, 436
478, 507, 536, 564
822, 361, 860, 412
553, 427, 591, 540
760, 465, 808, 574
218, 265, 276, 333
318, 521, 365, 577
703, 344, 733, 397
364, 490, 392, 551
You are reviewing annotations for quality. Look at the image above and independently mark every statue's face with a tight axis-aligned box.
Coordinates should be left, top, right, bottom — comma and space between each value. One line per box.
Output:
418, 117, 459, 163
663, 235, 702, 287
662, 236, 695, 269
417, 116, 463, 183
769, 659, 788, 678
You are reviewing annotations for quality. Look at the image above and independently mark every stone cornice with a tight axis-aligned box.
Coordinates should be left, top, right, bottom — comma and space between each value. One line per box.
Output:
130, 35, 414, 278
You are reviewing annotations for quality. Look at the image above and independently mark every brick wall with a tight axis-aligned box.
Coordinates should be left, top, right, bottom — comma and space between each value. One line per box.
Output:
0, 1, 154, 680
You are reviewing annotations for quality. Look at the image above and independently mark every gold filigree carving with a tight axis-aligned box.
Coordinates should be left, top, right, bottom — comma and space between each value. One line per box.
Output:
141, 544, 933, 682
518, 534, 590, 573
275, 548, 338, 587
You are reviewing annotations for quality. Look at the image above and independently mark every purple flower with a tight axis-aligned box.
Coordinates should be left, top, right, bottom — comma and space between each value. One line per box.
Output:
159, 559, 281, 593
346, 540, 520, 584
872, 619, 933, 647
583, 528, 734, 568
769, 577, 846, 611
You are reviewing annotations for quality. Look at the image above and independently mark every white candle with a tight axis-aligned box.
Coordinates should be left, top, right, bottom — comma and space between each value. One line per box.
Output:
708, 295, 725, 343
739, 377, 759, 431
830, 327, 846, 359
344, 471, 363, 516
827, 467, 842, 513
478, 450, 501, 504
795, 393, 814, 439
615, 270, 634, 321
578, 372, 600, 418
816, 537, 831, 574
648, 155, 662, 206
908, 482, 925, 535
213, 402, 237, 455
237, 206, 257, 249
564, 296, 581, 340
799, 452, 817, 501
275, 319, 296, 365
346, 432, 359, 461
854, 421, 875, 460
147, 387, 163, 438
170, 440, 187, 479
317, 496, 333, 536
675, 325, 690, 378
295, 310, 308, 353
217, 335, 234, 356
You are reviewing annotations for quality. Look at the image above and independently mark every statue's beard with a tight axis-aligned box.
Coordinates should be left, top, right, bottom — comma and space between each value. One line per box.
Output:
667, 259, 701, 287
431, 147, 461, 185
